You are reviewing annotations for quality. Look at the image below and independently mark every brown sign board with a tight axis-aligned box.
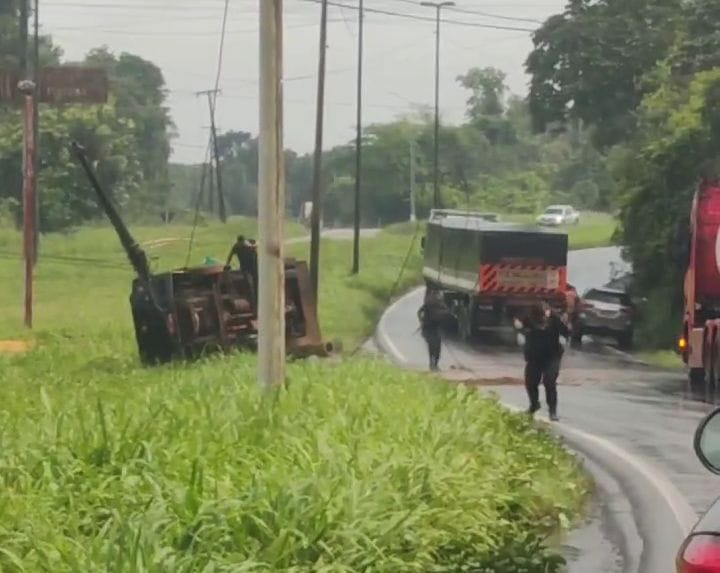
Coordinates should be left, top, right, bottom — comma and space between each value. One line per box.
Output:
0, 66, 108, 104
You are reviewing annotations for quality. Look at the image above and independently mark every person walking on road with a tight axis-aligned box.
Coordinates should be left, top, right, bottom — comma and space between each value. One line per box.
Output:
514, 302, 570, 421
417, 289, 451, 371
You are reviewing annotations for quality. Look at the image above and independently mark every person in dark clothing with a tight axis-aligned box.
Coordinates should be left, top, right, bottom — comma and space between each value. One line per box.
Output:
417, 290, 451, 371
515, 302, 570, 421
226, 235, 259, 302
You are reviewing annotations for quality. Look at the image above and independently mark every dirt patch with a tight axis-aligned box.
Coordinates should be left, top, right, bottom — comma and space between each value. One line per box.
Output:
442, 369, 524, 387
0, 340, 32, 354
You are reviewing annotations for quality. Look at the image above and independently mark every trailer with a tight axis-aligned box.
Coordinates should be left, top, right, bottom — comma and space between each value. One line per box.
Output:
680, 179, 720, 401
422, 209, 571, 340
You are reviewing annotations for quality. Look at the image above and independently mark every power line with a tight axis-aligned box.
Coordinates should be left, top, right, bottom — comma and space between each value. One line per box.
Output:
298, 0, 536, 31
388, 0, 543, 24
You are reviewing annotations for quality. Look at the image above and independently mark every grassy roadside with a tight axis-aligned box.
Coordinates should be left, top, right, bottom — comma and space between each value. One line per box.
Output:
0, 222, 589, 571
636, 350, 684, 370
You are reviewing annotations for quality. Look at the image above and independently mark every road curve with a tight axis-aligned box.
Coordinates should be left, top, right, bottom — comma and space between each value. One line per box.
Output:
376, 247, 714, 573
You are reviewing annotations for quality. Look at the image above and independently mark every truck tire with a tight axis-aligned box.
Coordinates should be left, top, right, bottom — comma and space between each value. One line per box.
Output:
457, 304, 473, 343
689, 368, 706, 399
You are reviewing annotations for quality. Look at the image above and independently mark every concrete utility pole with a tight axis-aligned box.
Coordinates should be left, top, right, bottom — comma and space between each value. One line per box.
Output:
258, 0, 286, 388
351, 0, 364, 275
310, 0, 328, 298
420, 1, 454, 210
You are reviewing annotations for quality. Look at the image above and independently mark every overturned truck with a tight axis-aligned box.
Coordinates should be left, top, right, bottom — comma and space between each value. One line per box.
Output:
422, 209, 571, 339
71, 142, 331, 365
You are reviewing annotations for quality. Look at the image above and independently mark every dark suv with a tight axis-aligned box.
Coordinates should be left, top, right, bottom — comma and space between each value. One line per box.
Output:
573, 287, 636, 349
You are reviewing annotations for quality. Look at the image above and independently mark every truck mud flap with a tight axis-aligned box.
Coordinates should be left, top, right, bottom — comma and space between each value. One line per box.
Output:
285, 260, 333, 358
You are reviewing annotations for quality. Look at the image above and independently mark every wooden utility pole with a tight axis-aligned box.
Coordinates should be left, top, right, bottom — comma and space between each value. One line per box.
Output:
32, 0, 39, 264
258, 0, 286, 388
19, 0, 28, 74
309, 0, 328, 298
19, 79, 35, 329
409, 141, 416, 222
197, 89, 226, 222
351, 0, 364, 275
19, 1, 34, 327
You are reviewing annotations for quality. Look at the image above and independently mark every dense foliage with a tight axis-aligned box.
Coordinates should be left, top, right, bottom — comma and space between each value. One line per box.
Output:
0, 5, 173, 232
527, 0, 720, 346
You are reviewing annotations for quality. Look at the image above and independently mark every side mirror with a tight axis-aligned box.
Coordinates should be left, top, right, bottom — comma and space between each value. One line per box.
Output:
695, 407, 720, 475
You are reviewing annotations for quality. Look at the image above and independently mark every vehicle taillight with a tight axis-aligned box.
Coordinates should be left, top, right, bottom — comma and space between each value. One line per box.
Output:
678, 534, 720, 572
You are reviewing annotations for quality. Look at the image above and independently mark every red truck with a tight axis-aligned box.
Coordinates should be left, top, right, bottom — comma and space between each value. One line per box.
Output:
680, 178, 720, 400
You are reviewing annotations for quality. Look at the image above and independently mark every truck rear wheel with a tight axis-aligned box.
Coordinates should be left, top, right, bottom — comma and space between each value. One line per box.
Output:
689, 368, 706, 399
457, 304, 474, 343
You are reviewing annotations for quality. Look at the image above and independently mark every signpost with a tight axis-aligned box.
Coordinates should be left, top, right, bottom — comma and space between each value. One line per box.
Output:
0, 66, 108, 328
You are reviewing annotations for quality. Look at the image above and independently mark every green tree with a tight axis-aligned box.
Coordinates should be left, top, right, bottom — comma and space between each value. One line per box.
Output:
457, 67, 507, 119
526, 0, 683, 147
0, 101, 141, 231
85, 47, 174, 186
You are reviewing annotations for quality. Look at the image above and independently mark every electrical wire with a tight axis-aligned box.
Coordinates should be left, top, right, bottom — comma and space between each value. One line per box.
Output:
298, 0, 536, 32
185, 0, 230, 266
387, 0, 543, 24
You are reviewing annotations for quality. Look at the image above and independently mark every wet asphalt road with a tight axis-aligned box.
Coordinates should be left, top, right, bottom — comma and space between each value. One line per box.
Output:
378, 247, 720, 572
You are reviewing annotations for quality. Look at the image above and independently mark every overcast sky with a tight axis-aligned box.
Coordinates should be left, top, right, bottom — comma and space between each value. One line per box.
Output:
41, 0, 566, 164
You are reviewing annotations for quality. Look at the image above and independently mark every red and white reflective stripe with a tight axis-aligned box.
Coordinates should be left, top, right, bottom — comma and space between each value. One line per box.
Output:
478, 264, 567, 294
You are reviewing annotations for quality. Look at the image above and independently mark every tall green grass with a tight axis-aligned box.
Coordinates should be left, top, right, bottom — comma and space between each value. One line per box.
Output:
0, 221, 588, 571
0, 346, 586, 572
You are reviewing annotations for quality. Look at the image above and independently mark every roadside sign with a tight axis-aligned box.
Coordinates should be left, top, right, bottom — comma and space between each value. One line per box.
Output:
0, 66, 108, 104
37, 67, 108, 104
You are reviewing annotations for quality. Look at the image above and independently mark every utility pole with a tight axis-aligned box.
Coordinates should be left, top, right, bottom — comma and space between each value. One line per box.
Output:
420, 1, 454, 209
19, 0, 28, 74
208, 158, 215, 213
409, 141, 416, 222
351, 0, 364, 275
258, 0, 285, 388
197, 89, 226, 222
19, 79, 35, 329
32, 0, 39, 264
19, 0, 35, 328
309, 0, 328, 298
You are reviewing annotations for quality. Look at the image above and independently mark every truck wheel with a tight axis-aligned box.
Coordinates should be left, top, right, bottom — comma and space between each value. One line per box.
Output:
458, 307, 473, 342
689, 368, 706, 399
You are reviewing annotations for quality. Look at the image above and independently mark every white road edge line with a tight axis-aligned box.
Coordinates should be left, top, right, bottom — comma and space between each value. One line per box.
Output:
377, 286, 697, 536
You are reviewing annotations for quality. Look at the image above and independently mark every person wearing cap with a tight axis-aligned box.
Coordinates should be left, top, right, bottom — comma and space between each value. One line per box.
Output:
514, 302, 570, 421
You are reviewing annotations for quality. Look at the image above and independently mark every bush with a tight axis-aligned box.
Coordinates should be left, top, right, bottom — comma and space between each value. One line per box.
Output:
0, 352, 586, 572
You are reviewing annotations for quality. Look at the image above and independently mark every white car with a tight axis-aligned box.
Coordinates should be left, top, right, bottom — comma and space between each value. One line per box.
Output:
536, 205, 580, 226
